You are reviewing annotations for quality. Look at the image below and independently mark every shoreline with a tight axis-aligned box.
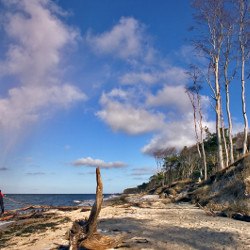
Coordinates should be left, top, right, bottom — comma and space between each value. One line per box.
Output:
0, 194, 250, 249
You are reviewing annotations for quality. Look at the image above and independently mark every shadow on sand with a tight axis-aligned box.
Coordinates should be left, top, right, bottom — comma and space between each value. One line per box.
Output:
98, 217, 238, 250
57, 216, 239, 250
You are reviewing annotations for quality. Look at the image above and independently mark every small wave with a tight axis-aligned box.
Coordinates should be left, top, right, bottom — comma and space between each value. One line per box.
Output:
77, 199, 95, 207
104, 194, 120, 200
73, 200, 81, 204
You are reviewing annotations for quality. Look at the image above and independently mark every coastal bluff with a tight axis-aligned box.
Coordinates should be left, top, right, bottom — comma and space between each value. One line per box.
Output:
123, 154, 250, 220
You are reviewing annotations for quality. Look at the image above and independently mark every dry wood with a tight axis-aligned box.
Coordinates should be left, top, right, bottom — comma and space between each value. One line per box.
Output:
69, 167, 121, 250
85, 167, 103, 237
197, 202, 216, 217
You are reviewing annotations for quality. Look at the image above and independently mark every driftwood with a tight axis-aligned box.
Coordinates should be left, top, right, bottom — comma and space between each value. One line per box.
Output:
0, 205, 84, 223
197, 202, 216, 217
69, 167, 121, 250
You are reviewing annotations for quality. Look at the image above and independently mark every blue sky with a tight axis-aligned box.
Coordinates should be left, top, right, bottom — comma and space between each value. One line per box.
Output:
0, 0, 249, 194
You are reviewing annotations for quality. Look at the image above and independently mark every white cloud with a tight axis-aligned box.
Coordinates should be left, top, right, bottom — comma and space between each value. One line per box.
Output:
85, 17, 215, 157
146, 85, 191, 113
119, 66, 188, 86
0, 0, 86, 156
0, 84, 86, 130
142, 118, 215, 155
105, 88, 130, 100
72, 157, 127, 169
120, 72, 159, 85
142, 119, 196, 155
86, 17, 144, 60
96, 91, 166, 135
146, 84, 210, 117
162, 66, 189, 85
1, 0, 78, 83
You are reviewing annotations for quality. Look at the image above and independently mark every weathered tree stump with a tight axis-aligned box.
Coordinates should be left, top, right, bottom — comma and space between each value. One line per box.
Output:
69, 167, 121, 250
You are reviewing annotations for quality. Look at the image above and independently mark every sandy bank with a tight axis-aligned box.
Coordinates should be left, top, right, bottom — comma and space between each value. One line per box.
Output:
0, 198, 250, 249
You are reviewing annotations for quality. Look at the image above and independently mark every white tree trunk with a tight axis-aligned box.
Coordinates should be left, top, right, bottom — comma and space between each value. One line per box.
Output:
239, 0, 249, 155
221, 104, 229, 167
187, 91, 202, 159
197, 92, 207, 180
215, 58, 225, 170
241, 50, 248, 154
225, 81, 234, 163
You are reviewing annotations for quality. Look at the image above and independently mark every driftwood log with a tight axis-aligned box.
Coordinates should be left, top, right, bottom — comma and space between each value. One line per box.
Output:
69, 167, 121, 250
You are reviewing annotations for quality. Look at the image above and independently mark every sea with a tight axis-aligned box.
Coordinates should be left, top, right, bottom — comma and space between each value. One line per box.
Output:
3, 193, 116, 211
0, 194, 119, 228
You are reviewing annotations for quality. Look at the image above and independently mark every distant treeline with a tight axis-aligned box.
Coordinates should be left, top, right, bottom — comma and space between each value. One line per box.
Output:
126, 131, 250, 194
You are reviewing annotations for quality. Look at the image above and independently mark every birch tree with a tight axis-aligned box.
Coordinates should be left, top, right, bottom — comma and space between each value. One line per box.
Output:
220, 107, 229, 166
222, 19, 236, 164
237, 0, 249, 155
192, 0, 227, 170
186, 65, 207, 180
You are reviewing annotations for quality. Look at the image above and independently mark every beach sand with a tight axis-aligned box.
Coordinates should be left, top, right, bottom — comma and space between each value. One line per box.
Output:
0, 197, 250, 249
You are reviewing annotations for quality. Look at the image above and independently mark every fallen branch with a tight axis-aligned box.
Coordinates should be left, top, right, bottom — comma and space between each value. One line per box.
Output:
197, 202, 216, 217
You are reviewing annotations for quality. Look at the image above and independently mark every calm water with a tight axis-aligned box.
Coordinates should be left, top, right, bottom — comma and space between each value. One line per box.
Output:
3, 194, 114, 211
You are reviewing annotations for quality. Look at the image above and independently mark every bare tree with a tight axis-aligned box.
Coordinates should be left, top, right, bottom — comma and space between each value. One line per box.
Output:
222, 19, 236, 164
197, 84, 208, 179
220, 108, 229, 166
186, 85, 202, 159
237, 0, 249, 155
186, 65, 207, 180
153, 150, 165, 173
152, 147, 177, 186
192, 0, 227, 170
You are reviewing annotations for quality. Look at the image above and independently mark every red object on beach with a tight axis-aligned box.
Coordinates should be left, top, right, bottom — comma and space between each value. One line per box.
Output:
0, 191, 4, 198
0, 215, 14, 221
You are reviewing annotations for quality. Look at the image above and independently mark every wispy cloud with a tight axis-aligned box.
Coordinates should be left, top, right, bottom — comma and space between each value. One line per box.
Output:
119, 72, 159, 85
24, 157, 33, 163
72, 157, 127, 169
120, 66, 188, 86
26, 172, 46, 176
78, 171, 96, 175
0, 85, 86, 130
176, 45, 208, 66
130, 167, 154, 176
0, 0, 86, 155
133, 177, 146, 181
0, 0, 77, 80
86, 17, 145, 60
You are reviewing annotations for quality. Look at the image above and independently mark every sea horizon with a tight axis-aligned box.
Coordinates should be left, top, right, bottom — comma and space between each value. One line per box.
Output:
3, 193, 119, 211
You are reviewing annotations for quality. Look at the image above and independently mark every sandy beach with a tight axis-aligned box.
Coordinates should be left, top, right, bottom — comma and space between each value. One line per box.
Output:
1, 196, 250, 250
